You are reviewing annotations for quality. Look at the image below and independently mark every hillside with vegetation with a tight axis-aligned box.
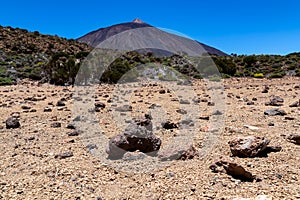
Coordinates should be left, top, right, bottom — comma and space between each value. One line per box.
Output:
0, 25, 299, 86
0, 25, 91, 85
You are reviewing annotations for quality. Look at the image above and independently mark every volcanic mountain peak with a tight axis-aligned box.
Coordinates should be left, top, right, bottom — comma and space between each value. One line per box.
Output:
77, 20, 228, 56
132, 18, 145, 24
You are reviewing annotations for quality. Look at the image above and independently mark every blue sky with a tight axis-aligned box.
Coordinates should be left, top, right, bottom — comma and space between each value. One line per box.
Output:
1, 0, 300, 55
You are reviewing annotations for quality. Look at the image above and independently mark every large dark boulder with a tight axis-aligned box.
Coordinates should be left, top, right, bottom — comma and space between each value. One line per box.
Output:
106, 114, 161, 159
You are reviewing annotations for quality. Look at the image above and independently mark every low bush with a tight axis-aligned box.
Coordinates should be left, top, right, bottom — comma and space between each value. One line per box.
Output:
253, 73, 264, 78
0, 77, 13, 85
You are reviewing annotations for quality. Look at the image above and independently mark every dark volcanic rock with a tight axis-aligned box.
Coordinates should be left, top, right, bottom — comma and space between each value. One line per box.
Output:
6, 117, 20, 129
162, 121, 178, 129
21, 105, 31, 110
56, 100, 66, 107
106, 114, 161, 159
95, 102, 106, 109
264, 108, 287, 116
228, 136, 270, 157
43, 107, 52, 112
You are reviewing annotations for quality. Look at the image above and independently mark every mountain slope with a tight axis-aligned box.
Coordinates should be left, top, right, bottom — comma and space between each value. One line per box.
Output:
77, 19, 228, 56
0, 25, 92, 85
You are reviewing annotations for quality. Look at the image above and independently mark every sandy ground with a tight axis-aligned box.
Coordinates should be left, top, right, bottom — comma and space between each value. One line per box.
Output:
0, 77, 299, 199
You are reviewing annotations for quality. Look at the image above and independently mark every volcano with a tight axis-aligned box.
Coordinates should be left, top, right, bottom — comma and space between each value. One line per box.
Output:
77, 19, 227, 56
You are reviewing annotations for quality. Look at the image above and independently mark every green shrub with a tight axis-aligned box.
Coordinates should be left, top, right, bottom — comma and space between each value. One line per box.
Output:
213, 57, 237, 76
296, 69, 300, 77
75, 51, 90, 59
269, 72, 285, 78
0, 66, 7, 76
253, 73, 264, 78
209, 76, 221, 82
234, 71, 244, 77
0, 77, 13, 85
221, 73, 231, 78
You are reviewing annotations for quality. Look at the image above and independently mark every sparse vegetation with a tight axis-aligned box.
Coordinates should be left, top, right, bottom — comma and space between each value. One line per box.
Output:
0, 25, 299, 86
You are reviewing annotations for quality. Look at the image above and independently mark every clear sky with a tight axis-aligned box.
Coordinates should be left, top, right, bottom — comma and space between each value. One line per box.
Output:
1, 0, 300, 55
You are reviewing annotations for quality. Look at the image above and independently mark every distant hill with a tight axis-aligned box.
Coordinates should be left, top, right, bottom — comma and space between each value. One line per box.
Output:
0, 25, 92, 85
77, 19, 228, 56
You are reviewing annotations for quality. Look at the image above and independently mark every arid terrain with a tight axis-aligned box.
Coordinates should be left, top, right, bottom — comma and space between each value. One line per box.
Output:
0, 77, 299, 199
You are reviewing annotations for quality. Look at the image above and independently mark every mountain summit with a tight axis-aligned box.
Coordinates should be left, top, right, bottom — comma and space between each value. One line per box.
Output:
132, 18, 145, 24
77, 19, 227, 56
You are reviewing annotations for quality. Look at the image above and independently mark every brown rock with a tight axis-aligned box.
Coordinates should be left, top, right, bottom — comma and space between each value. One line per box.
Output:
55, 152, 73, 159
228, 136, 270, 157
289, 100, 300, 107
50, 122, 61, 128
287, 134, 300, 145
220, 161, 255, 181
158, 145, 197, 161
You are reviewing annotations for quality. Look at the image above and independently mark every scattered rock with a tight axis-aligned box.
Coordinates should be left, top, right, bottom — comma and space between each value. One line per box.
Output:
159, 89, 166, 94
43, 107, 52, 112
158, 145, 197, 161
207, 102, 215, 106
228, 136, 270, 157
212, 110, 223, 115
176, 109, 187, 114
180, 119, 194, 127
10, 112, 20, 118
56, 100, 65, 107
199, 116, 210, 120
265, 95, 284, 106
289, 100, 300, 107
286, 134, 300, 145
66, 124, 76, 129
264, 108, 287, 116
162, 121, 178, 129
95, 102, 106, 109
67, 130, 80, 136
55, 152, 73, 159
179, 99, 190, 104
284, 116, 295, 120
21, 105, 31, 110
210, 160, 255, 182
51, 122, 61, 128
262, 86, 269, 93
6, 117, 20, 129
246, 101, 255, 105
115, 105, 132, 112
